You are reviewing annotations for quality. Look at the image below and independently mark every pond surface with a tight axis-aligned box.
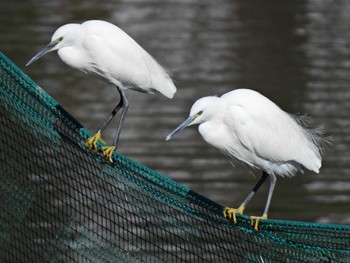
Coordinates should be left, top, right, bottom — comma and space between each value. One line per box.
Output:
1, 0, 350, 224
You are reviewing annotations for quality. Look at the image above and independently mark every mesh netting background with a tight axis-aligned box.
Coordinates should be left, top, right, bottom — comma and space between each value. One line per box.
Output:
0, 51, 350, 262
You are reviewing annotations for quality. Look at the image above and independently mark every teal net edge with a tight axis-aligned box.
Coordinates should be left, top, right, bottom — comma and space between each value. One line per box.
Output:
1, 51, 350, 262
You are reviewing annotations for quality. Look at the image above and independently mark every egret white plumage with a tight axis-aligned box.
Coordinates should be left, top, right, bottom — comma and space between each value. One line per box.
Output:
166, 89, 326, 231
26, 20, 176, 162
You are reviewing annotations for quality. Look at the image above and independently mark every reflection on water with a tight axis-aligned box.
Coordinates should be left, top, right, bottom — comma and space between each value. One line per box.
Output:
1, 0, 350, 224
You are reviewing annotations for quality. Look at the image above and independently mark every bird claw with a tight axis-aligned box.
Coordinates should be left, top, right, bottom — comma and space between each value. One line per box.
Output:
102, 146, 116, 163
85, 131, 105, 151
84, 130, 116, 163
250, 214, 267, 231
223, 205, 245, 224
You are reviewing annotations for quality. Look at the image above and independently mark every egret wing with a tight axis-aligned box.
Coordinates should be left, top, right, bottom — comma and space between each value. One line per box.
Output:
82, 21, 175, 97
224, 104, 307, 164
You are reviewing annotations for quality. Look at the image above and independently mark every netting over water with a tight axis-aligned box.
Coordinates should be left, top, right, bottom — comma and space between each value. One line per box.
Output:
0, 51, 350, 262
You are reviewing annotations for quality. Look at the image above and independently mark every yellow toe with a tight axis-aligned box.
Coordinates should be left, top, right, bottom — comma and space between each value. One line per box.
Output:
223, 205, 245, 224
85, 131, 105, 151
250, 214, 267, 231
102, 146, 116, 163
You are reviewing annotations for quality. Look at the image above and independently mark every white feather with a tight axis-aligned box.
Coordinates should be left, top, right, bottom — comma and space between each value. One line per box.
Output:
52, 20, 176, 98
189, 89, 325, 177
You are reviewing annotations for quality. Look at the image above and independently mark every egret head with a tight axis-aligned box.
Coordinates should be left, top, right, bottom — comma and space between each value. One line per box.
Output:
26, 23, 81, 66
166, 96, 219, 140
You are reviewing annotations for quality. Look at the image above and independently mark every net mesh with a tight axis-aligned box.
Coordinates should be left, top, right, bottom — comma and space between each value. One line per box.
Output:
0, 51, 349, 262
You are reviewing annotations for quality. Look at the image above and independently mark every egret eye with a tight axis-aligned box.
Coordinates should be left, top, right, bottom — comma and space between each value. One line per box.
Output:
57, 36, 63, 42
196, 110, 203, 116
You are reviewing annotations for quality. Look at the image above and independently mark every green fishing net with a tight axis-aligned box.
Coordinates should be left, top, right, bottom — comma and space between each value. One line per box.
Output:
0, 52, 349, 262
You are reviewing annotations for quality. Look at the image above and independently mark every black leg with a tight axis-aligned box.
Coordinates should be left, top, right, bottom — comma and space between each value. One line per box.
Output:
97, 86, 124, 133
112, 87, 129, 147
250, 172, 277, 231
240, 171, 269, 208
224, 171, 269, 223
262, 173, 276, 216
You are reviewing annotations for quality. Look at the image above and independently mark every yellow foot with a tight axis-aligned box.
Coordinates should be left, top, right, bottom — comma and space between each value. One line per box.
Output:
102, 146, 116, 163
250, 214, 267, 231
85, 131, 105, 151
223, 205, 245, 224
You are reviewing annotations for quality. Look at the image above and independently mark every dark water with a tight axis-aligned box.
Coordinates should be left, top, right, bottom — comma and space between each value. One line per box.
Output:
1, 0, 350, 224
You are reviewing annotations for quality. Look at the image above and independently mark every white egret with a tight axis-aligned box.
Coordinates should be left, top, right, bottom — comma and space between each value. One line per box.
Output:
166, 89, 326, 231
26, 20, 176, 162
